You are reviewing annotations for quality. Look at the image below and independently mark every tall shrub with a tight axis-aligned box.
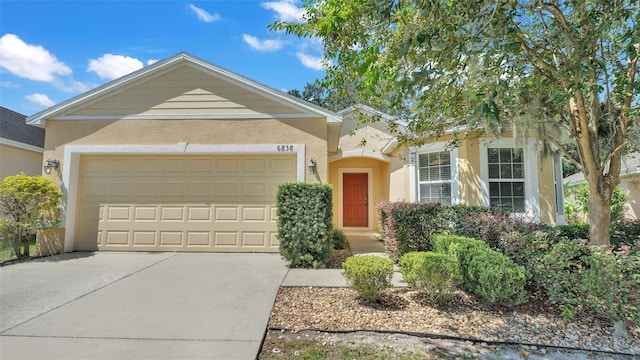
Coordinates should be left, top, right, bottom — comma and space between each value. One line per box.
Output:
0, 174, 62, 258
377, 201, 444, 260
276, 183, 333, 268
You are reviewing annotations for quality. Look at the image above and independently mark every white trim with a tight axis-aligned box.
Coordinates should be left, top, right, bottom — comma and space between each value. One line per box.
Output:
328, 150, 391, 163
553, 152, 567, 225
337, 168, 374, 230
411, 142, 460, 204
479, 138, 540, 221
50, 113, 325, 121
61, 143, 305, 252
0, 137, 44, 153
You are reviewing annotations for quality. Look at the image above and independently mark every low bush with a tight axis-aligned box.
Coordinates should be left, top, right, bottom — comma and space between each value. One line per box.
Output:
277, 183, 333, 268
342, 255, 394, 302
556, 224, 590, 241
611, 219, 640, 251
498, 230, 555, 276
377, 201, 444, 260
537, 240, 640, 326
464, 248, 530, 305
400, 251, 461, 304
431, 234, 529, 306
330, 228, 348, 250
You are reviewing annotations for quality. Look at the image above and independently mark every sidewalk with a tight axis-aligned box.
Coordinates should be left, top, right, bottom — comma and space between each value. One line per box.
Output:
282, 232, 408, 287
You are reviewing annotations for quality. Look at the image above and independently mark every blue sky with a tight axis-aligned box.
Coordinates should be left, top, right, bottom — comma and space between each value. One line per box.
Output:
0, 0, 327, 116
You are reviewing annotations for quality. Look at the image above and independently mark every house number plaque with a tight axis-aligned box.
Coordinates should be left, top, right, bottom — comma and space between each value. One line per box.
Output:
277, 145, 294, 152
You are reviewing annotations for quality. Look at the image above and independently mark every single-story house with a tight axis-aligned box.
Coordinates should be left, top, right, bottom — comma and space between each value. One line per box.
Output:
28, 52, 565, 255
564, 153, 640, 220
1, 106, 45, 179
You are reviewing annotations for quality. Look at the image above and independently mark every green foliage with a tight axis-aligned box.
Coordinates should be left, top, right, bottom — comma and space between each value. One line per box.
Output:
431, 234, 529, 306
376, 201, 445, 260
564, 183, 629, 224
464, 247, 530, 306
611, 220, 640, 251
276, 183, 333, 268
342, 255, 394, 302
537, 240, 640, 325
556, 224, 591, 241
400, 251, 461, 304
271, 0, 640, 247
0, 174, 61, 259
330, 228, 348, 250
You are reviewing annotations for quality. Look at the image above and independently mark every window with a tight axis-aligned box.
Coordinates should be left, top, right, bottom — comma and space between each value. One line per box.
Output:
487, 147, 525, 212
418, 151, 452, 204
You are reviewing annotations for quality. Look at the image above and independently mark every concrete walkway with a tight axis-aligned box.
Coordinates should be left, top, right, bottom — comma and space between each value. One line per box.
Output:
0, 252, 288, 359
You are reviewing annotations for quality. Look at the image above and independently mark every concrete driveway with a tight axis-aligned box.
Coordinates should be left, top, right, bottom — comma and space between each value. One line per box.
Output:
0, 252, 288, 359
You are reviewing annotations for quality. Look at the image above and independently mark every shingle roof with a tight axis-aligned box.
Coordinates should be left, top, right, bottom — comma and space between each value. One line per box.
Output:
0, 106, 45, 148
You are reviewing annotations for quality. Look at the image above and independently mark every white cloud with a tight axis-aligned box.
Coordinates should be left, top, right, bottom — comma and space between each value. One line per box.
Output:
87, 54, 144, 80
147, 59, 158, 65
26, 93, 55, 108
296, 52, 327, 70
188, 4, 220, 23
0, 34, 71, 82
1, 80, 20, 89
242, 34, 283, 52
261, 0, 306, 22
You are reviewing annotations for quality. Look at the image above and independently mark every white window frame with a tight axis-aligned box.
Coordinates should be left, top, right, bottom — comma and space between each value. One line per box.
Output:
410, 142, 459, 204
480, 138, 540, 221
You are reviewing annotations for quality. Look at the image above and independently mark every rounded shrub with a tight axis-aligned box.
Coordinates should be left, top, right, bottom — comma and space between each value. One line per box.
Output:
342, 255, 394, 302
400, 251, 462, 304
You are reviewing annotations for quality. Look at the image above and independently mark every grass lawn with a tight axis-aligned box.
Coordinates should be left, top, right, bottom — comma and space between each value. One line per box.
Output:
0, 237, 37, 263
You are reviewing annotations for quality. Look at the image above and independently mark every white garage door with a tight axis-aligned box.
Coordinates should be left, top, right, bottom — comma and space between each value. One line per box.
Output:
75, 154, 296, 252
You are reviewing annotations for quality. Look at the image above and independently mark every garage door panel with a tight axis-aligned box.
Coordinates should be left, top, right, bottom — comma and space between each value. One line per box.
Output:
106, 231, 129, 245
133, 232, 156, 246
188, 207, 211, 221
134, 206, 158, 221
243, 232, 266, 246
77, 154, 295, 252
160, 232, 183, 246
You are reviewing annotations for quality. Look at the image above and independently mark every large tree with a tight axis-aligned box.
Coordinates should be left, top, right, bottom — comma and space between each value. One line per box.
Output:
271, 0, 639, 245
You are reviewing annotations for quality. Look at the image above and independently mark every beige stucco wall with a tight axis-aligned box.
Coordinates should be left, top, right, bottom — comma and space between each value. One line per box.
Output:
537, 155, 557, 224
328, 157, 388, 230
456, 137, 484, 206
388, 146, 410, 201
338, 121, 394, 153
0, 144, 43, 179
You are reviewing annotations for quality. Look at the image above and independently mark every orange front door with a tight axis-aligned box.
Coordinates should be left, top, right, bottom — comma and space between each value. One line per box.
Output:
343, 173, 368, 227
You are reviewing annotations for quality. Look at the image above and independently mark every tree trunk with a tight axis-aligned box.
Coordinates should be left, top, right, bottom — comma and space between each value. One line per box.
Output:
587, 190, 612, 246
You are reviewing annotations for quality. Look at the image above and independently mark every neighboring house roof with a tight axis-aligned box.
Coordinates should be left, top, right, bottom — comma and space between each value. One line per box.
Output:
564, 153, 640, 186
27, 52, 342, 126
0, 106, 45, 151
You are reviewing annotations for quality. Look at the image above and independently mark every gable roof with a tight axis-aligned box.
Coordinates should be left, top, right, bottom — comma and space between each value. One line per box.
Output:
27, 52, 342, 126
0, 107, 45, 149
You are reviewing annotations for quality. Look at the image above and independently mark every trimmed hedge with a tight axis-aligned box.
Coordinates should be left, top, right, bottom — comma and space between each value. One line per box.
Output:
276, 182, 333, 268
377, 201, 444, 260
400, 251, 461, 304
342, 255, 394, 302
430, 234, 529, 306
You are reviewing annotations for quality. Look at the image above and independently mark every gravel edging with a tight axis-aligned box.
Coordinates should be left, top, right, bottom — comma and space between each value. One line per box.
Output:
267, 287, 640, 356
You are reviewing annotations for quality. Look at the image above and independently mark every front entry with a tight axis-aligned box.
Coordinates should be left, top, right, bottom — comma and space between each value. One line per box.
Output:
343, 173, 368, 227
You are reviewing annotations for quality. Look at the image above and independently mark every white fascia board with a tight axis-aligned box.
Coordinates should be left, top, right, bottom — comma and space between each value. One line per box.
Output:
0, 137, 44, 153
